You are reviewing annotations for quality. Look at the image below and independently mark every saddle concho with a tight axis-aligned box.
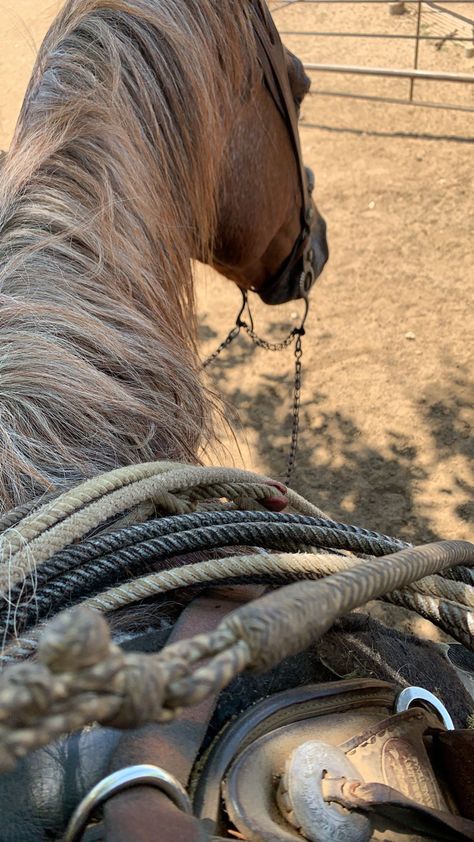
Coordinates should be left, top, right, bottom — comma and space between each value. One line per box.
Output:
192, 679, 474, 841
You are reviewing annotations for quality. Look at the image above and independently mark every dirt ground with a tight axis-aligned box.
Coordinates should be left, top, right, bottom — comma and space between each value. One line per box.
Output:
0, 0, 472, 544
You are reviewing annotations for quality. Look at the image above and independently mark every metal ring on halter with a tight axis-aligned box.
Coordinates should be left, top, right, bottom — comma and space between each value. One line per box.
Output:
395, 686, 454, 730
64, 764, 193, 842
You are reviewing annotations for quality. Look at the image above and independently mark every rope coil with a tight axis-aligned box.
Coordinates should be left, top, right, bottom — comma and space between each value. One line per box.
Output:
0, 539, 472, 771
0, 461, 471, 773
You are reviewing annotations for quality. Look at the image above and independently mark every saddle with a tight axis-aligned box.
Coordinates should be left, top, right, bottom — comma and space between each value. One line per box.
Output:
2, 587, 471, 842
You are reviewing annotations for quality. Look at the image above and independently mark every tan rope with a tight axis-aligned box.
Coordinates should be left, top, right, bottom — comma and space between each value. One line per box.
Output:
83, 550, 474, 629
220, 541, 474, 672
1, 462, 175, 553
387, 590, 474, 650
0, 552, 338, 666
0, 539, 472, 771
0, 463, 290, 589
396, 573, 474, 609
285, 487, 327, 519
0, 461, 325, 563
83, 551, 336, 610
2, 548, 474, 666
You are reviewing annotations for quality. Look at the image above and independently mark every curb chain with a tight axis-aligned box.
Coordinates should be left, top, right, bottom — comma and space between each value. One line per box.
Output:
202, 290, 307, 487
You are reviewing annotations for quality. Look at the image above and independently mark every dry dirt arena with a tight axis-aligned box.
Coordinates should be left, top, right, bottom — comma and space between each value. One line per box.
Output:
0, 0, 473, 545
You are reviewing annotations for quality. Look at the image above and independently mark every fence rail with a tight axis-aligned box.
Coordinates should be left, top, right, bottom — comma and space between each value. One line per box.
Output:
273, 0, 474, 114
304, 63, 474, 82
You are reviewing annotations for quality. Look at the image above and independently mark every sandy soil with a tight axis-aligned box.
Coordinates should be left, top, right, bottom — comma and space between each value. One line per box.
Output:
1, 1, 472, 544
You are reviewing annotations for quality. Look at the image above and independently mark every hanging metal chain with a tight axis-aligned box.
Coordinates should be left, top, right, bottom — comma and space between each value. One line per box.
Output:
285, 331, 303, 486
239, 319, 299, 352
202, 289, 308, 487
202, 324, 241, 368
202, 291, 248, 368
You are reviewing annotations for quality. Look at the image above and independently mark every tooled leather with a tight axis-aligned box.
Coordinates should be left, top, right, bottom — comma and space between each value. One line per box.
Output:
342, 709, 449, 812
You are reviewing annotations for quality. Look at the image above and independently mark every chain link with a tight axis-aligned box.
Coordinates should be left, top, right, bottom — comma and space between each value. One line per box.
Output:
202, 325, 241, 368
202, 290, 307, 487
239, 321, 298, 351
285, 332, 303, 487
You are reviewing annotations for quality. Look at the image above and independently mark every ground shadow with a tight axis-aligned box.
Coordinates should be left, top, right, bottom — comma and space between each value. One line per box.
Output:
201, 319, 473, 544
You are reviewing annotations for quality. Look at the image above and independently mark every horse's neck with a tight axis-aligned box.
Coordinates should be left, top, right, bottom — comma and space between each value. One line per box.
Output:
0, 10, 222, 510
0, 0, 258, 511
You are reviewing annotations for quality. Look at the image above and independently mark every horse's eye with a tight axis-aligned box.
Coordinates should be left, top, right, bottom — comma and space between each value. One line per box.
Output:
285, 50, 311, 115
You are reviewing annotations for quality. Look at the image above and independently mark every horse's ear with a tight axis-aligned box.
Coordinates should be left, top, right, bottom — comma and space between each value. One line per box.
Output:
285, 49, 311, 113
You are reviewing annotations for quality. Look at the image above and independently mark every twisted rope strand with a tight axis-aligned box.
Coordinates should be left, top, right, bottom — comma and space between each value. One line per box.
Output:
4, 509, 407, 598
0, 552, 342, 667
220, 541, 474, 672
0, 468, 287, 588
387, 590, 474, 650
0, 462, 176, 554
0, 493, 59, 535
2, 518, 409, 641
0, 540, 471, 770
0, 461, 471, 775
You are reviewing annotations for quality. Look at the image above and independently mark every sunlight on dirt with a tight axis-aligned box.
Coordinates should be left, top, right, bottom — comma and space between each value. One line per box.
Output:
1, 0, 472, 549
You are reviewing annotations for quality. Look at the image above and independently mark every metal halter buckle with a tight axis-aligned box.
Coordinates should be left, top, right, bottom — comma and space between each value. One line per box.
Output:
64, 764, 192, 842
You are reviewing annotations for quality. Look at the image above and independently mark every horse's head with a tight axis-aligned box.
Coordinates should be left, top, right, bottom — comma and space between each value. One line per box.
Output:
211, 1, 328, 305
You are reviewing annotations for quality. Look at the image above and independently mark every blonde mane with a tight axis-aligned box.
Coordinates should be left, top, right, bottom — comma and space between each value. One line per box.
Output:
0, 0, 257, 511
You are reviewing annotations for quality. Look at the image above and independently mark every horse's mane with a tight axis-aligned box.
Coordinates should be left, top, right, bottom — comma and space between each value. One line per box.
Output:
0, 0, 257, 511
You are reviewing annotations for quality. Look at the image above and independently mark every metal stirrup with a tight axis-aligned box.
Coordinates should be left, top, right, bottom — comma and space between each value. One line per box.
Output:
64, 764, 193, 842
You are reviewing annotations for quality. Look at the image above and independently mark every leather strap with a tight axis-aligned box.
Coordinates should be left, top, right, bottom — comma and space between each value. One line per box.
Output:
322, 779, 474, 841
431, 729, 474, 821
342, 709, 449, 811
250, 0, 310, 230
103, 586, 263, 842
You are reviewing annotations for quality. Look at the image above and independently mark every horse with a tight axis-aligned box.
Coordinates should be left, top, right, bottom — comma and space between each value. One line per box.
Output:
0, 2, 472, 841
0, 0, 327, 514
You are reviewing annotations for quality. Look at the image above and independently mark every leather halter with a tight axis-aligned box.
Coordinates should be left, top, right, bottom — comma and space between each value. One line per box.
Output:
250, 0, 316, 299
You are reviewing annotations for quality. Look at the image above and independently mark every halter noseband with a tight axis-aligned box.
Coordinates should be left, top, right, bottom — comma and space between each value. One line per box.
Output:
250, 0, 315, 299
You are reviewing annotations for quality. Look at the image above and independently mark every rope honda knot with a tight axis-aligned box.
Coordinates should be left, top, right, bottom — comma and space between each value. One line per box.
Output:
36, 607, 172, 729
38, 606, 112, 672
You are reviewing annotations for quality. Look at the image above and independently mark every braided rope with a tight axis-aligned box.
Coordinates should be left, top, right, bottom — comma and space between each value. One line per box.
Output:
2, 517, 408, 641
5, 509, 405, 592
0, 551, 368, 666
0, 465, 290, 589
0, 462, 325, 562
0, 540, 472, 771
0, 492, 58, 534
443, 566, 474, 587
0, 462, 472, 775
0, 462, 175, 551
387, 590, 474, 650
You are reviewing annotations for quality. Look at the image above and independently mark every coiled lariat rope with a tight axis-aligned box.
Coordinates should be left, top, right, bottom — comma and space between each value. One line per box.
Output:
0, 511, 408, 646
0, 461, 472, 772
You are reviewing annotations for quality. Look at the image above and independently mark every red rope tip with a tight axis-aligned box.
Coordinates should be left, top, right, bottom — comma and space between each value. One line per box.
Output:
263, 481, 288, 511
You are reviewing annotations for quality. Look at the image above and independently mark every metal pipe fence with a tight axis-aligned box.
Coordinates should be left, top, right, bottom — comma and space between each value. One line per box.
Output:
272, 0, 474, 113
304, 63, 474, 81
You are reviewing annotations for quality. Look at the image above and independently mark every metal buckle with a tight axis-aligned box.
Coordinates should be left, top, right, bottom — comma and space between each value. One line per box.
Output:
64, 764, 192, 842
395, 686, 454, 730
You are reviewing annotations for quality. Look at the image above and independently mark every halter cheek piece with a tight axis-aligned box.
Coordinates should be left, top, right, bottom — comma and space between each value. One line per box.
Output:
250, 0, 316, 299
